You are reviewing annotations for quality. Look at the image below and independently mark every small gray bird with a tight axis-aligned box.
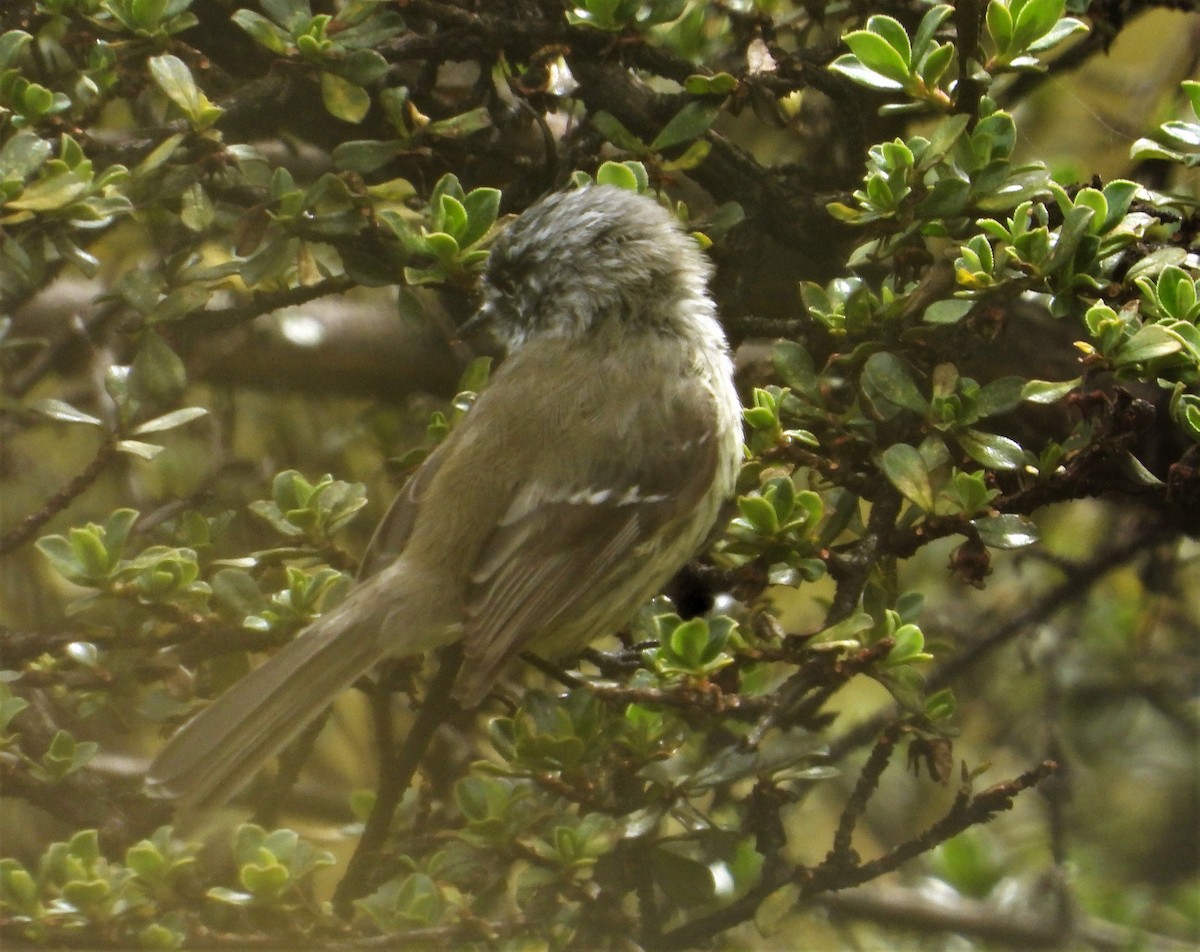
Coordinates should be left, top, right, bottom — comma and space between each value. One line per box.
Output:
147, 185, 743, 813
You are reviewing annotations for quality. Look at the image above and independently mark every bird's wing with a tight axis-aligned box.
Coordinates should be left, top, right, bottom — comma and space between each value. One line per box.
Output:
454, 393, 722, 705
356, 441, 452, 579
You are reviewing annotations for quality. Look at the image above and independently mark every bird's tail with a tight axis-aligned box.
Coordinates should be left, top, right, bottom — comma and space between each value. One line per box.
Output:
146, 601, 388, 815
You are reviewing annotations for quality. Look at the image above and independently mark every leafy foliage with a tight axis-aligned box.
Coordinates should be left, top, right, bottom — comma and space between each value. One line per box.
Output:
1, 0, 1197, 950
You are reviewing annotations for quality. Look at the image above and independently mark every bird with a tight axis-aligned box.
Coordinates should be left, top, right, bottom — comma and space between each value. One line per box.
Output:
146, 184, 743, 814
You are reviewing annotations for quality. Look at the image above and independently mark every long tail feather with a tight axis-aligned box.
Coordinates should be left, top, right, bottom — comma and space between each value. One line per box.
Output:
146, 607, 387, 814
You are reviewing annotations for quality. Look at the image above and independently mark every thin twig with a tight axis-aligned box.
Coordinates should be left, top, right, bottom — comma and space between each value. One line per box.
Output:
252, 708, 335, 829
0, 437, 118, 557
827, 723, 901, 864
825, 524, 1173, 764
650, 761, 1056, 951
332, 645, 464, 916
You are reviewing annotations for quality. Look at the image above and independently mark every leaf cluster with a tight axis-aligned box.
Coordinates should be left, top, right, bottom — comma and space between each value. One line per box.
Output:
1, 0, 1197, 949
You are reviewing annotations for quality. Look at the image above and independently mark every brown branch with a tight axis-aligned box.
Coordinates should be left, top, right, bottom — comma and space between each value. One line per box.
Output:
805, 760, 1057, 894
333, 645, 465, 917
3, 695, 169, 845
168, 276, 357, 339
650, 761, 1056, 950
826, 488, 902, 625
0, 436, 118, 557
251, 707, 335, 829
818, 883, 1199, 952
743, 638, 896, 750
826, 522, 1174, 763
827, 723, 901, 864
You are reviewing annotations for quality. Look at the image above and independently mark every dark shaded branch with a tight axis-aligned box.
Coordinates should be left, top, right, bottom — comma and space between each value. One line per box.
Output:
828, 723, 901, 863
251, 707, 335, 829
810, 761, 1057, 892
333, 645, 465, 916
826, 487, 902, 624
651, 761, 1056, 950
167, 276, 357, 339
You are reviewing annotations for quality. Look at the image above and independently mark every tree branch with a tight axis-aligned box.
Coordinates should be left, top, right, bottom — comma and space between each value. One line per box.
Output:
819, 883, 1199, 952
0, 437, 118, 557
333, 646, 465, 916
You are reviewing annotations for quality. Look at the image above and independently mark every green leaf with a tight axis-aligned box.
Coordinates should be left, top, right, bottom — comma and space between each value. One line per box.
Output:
6, 168, 90, 211
956, 428, 1024, 470
865, 15, 913, 67
1154, 266, 1199, 321
1114, 324, 1183, 366
1166, 122, 1200, 148
595, 161, 640, 191
131, 406, 208, 435
772, 341, 818, 398
1020, 378, 1079, 403
1126, 246, 1188, 283
206, 886, 256, 906
0, 130, 52, 181
975, 376, 1026, 418
426, 107, 492, 138
842, 29, 912, 85
1045, 204, 1094, 270
1183, 80, 1200, 118
0, 683, 29, 733
661, 139, 710, 171
1026, 16, 1086, 52
116, 439, 165, 459
1011, 0, 1066, 52
684, 72, 737, 96
882, 623, 932, 667
321, 72, 370, 123
330, 48, 389, 86
32, 398, 103, 425
130, 331, 186, 401
103, 508, 139, 558
912, 5, 954, 59
861, 352, 927, 416
42, 729, 97, 780
986, 0, 1015, 51
918, 177, 970, 217
649, 100, 721, 152
829, 55, 905, 91
331, 139, 404, 173
972, 513, 1039, 549
459, 188, 501, 248
232, 8, 292, 53
738, 494, 779, 534
924, 299, 973, 325
437, 194, 468, 240
880, 443, 935, 511
919, 42, 955, 89
180, 183, 213, 232
149, 54, 221, 129
591, 112, 645, 152
132, 0, 169, 29
1099, 179, 1138, 231
0, 30, 32, 70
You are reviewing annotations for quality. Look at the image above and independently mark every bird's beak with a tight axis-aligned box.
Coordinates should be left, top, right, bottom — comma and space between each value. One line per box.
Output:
454, 302, 494, 342
453, 302, 506, 359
